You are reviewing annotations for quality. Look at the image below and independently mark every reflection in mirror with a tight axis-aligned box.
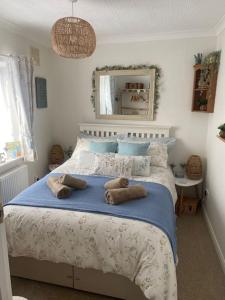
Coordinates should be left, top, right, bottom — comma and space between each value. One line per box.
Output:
95, 69, 156, 121
100, 75, 150, 116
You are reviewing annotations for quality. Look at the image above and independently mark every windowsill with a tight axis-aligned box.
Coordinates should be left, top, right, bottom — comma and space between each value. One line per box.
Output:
0, 157, 24, 175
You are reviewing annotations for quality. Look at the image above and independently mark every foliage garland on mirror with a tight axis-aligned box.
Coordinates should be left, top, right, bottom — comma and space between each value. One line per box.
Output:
91, 64, 161, 114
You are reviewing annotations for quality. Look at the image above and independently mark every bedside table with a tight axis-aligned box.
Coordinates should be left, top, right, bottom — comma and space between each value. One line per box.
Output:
175, 177, 203, 215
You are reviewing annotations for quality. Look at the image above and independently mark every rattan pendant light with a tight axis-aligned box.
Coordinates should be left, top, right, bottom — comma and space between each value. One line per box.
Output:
51, 0, 96, 58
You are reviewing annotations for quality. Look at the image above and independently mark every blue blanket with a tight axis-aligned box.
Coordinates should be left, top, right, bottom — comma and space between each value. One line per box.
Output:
6, 173, 176, 259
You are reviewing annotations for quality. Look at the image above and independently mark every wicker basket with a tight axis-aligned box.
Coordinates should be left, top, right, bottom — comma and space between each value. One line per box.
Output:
186, 155, 202, 180
49, 145, 64, 164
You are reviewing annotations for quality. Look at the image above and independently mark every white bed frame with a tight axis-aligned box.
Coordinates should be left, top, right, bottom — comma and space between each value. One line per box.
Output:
79, 123, 170, 138
10, 123, 172, 300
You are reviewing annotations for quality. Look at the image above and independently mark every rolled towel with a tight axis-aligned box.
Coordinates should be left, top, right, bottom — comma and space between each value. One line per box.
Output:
104, 177, 129, 190
59, 174, 87, 189
105, 185, 147, 205
47, 176, 71, 199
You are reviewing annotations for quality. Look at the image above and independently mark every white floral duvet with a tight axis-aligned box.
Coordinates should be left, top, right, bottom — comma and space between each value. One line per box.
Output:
4, 160, 177, 300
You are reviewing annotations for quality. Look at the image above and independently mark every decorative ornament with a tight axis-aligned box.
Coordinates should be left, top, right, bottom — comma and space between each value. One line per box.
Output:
186, 155, 202, 180
51, 0, 96, 59
218, 123, 225, 139
194, 53, 203, 65
49, 145, 64, 164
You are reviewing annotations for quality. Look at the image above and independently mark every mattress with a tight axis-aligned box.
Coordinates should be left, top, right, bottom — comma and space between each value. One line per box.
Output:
4, 159, 177, 300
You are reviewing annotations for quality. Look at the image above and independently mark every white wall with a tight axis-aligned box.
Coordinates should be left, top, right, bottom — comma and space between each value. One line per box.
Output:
0, 27, 54, 183
51, 37, 216, 163
0, 28, 217, 176
205, 29, 225, 271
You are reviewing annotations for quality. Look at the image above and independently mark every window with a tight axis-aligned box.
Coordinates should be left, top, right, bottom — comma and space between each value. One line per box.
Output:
0, 58, 22, 163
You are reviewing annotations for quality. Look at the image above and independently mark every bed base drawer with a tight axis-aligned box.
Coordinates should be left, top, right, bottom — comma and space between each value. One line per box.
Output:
74, 267, 147, 300
10, 257, 73, 288
9, 257, 147, 300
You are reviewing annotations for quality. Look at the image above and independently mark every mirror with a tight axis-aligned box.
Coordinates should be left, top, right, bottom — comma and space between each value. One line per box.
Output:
95, 69, 156, 120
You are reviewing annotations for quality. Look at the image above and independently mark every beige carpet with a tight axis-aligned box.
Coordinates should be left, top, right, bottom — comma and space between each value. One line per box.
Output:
176, 212, 225, 300
11, 212, 225, 300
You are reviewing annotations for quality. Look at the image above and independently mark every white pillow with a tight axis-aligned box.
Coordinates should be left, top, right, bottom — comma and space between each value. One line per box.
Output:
71, 137, 90, 159
94, 153, 133, 177
73, 150, 96, 175
147, 143, 168, 168
115, 154, 151, 176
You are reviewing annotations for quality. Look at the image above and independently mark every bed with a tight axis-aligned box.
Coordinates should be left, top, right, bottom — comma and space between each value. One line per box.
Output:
4, 123, 177, 300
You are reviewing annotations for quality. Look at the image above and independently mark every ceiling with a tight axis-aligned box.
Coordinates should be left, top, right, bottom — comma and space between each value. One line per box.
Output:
0, 0, 225, 47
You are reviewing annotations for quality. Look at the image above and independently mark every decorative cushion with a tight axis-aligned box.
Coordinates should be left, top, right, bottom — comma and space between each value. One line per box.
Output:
118, 136, 176, 153
89, 141, 118, 153
147, 143, 168, 168
117, 141, 150, 156
71, 137, 118, 159
73, 150, 97, 175
94, 153, 133, 177
116, 154, 151, 176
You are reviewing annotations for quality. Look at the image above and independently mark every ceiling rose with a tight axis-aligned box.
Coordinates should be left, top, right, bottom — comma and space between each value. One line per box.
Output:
51, 0, 96, 59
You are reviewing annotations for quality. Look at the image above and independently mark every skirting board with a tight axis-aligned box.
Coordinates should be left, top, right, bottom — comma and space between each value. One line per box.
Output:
203, 204, 225, 275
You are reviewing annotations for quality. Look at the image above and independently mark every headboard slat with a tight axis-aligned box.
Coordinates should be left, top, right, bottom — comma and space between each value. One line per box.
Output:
79, 123, 171, 139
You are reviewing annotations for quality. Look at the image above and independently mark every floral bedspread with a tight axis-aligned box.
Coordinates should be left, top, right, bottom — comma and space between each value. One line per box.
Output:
4, 161, 177, 300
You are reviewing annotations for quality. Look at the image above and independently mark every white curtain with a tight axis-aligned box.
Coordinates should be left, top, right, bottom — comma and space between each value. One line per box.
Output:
100, 75, 113, 115
110, 76, 116, 113
0, 58, 20, 154
0, 55, 36, 161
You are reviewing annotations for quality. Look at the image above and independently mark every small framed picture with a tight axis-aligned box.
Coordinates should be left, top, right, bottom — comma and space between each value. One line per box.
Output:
35, 77, 47, 108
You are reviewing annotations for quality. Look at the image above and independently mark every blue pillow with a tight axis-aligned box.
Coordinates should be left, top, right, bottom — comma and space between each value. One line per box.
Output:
118, 136, 176, 153
89, 141, 118, 153
118, 142, 150, 156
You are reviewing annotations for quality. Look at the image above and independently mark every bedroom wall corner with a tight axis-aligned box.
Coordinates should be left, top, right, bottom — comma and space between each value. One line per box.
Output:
0, 26, 54, 184
204, 28, 225, 274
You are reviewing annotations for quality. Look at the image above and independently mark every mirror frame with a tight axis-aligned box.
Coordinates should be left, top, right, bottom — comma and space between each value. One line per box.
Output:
91, 65, 161, 121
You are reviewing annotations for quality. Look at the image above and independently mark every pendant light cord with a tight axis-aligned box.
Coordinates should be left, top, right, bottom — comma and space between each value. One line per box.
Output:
71, 0, 78, 17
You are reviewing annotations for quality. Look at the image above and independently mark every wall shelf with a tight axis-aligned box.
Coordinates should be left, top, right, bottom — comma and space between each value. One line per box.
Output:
194, 88, 209, 91
121, 106, 148, 111
192, 64, 218, 113
121, 89, 150, 94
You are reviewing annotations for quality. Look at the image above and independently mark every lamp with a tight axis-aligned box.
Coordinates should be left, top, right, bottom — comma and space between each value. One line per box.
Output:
51, 0, 96, 58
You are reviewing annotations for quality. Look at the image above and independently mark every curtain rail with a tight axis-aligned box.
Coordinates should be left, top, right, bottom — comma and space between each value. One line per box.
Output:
0, 53, 13, 57
0, 53, 27, 58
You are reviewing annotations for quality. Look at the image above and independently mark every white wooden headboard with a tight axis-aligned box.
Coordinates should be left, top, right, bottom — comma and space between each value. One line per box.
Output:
79, 123, 171, 138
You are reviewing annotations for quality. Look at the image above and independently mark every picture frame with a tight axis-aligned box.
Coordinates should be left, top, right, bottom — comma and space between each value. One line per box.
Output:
35, 77, 47, 108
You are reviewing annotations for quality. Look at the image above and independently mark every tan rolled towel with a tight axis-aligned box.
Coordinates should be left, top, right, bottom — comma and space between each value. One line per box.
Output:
47, 176, 72, 199
59, 174, 87, 189
105, 185, 147, 205
104, 177, 129, 190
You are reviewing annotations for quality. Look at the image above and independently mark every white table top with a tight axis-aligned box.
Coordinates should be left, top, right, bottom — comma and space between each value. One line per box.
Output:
174, 176, 203, 187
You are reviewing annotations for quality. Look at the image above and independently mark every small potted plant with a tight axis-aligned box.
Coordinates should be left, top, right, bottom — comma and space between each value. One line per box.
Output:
218, 123, 225, 139
194, 53, 203, 66
197, 99, 208, 111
